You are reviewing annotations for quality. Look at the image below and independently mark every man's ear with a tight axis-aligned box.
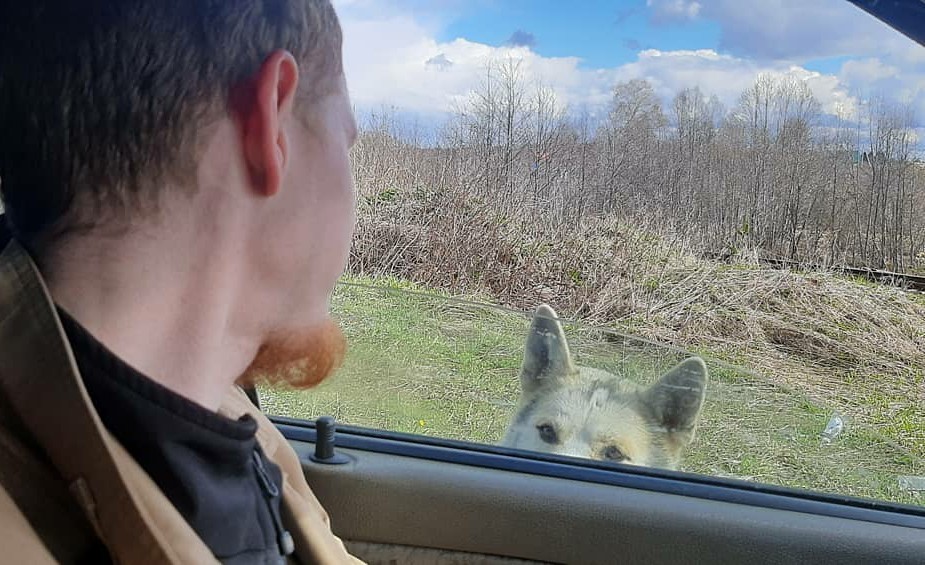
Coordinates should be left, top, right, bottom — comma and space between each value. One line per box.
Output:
232, 49, 300, 197
643, 357, 708, 445
520, 304, 575, 393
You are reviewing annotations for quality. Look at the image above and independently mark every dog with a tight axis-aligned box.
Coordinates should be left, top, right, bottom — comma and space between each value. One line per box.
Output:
500, 304, 708, 469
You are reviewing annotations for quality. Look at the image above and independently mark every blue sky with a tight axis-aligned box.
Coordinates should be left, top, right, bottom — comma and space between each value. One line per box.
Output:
437, 0, 901, 74
333, 0, 925, 128
440, 0, 722, 69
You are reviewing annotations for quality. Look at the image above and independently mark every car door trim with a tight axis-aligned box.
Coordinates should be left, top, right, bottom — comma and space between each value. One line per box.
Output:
272, 416, 925, 530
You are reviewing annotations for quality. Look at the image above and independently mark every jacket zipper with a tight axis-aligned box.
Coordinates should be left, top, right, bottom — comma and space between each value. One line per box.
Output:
252, 448, 295, 559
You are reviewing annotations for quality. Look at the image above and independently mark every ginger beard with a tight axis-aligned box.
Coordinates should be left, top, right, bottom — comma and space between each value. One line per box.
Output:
237, 316, 346, 390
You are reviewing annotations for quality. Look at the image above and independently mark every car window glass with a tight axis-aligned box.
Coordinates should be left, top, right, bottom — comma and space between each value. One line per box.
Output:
262, 0, 925, 508
263, 283, 924, 506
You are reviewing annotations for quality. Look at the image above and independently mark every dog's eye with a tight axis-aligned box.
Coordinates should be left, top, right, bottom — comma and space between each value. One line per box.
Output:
601, 445, 627, 462
536, 423, 558, 444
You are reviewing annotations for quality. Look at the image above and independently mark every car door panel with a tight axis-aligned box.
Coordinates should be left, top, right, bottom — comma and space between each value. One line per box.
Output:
283, 426, 925, 564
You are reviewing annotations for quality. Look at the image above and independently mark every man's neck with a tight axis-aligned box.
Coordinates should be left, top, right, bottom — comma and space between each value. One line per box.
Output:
42, 220, 261, 412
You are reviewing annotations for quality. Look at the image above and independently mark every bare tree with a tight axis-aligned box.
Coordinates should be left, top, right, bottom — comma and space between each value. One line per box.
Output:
350, 69, 925, 276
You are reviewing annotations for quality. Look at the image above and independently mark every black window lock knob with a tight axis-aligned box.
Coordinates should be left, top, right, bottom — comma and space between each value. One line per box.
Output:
310, 415, 350, 465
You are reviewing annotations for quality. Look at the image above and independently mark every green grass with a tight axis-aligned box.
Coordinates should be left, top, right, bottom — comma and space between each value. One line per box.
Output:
261, 275, 925, 507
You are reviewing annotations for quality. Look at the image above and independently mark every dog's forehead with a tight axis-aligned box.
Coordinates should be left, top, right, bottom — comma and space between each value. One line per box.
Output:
544, 383, 651, 453
515, 365, 648, 428
545, 377, 643, 423
578, 365, 640, 385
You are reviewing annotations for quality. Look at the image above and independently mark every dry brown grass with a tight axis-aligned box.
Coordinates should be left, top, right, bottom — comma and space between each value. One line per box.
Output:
349, 184, 925, 457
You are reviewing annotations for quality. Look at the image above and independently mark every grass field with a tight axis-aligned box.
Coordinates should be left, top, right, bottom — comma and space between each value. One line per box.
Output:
261, 275, 924, 507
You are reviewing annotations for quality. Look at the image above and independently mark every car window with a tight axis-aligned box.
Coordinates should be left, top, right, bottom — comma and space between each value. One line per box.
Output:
262, 0, 925, 508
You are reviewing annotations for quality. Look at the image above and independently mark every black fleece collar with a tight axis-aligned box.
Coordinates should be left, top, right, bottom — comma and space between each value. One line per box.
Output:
57, 307, 289, 564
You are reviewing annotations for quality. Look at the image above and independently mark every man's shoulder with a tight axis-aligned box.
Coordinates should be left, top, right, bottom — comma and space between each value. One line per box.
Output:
0, 246, 110, 561
0, 482, 58, 564
0, 403, 106, 563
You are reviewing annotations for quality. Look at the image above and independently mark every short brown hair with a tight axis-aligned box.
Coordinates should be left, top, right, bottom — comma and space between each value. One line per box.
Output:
0, 0, 342, 250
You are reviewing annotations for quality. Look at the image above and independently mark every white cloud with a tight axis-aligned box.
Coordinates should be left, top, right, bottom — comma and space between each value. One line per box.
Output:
614, 50, 858, 117
646, 0, 910, 63
425, 53, 454, 71
647, 0, 702, 23
335, 6, 925, 127
338, 12, 611, 117
645, 0, 925, 124
799, 70, 858, 118
841, 58, 900, 84
836, 58, 925, 120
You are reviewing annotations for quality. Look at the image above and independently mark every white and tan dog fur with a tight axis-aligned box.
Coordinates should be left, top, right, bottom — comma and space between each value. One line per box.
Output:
501, 305, 708, 469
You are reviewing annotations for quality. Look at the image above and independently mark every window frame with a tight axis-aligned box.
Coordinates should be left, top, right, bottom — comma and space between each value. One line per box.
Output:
273, 416, 925, 530
268, 0, 925, 532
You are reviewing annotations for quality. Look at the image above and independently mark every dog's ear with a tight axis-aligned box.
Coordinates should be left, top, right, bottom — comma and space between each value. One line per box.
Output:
521, 304, 576, 392
643, 357, 708, 445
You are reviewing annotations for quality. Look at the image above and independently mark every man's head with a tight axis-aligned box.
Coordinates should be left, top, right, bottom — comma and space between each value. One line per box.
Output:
0, 0, 348, 245
0, 0, 357, 390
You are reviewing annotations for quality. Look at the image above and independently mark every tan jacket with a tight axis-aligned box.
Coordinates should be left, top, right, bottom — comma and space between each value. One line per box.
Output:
0, 238, 362, 564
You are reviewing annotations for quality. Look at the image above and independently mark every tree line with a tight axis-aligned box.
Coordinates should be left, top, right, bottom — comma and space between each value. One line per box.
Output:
352, 58, 925, 273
